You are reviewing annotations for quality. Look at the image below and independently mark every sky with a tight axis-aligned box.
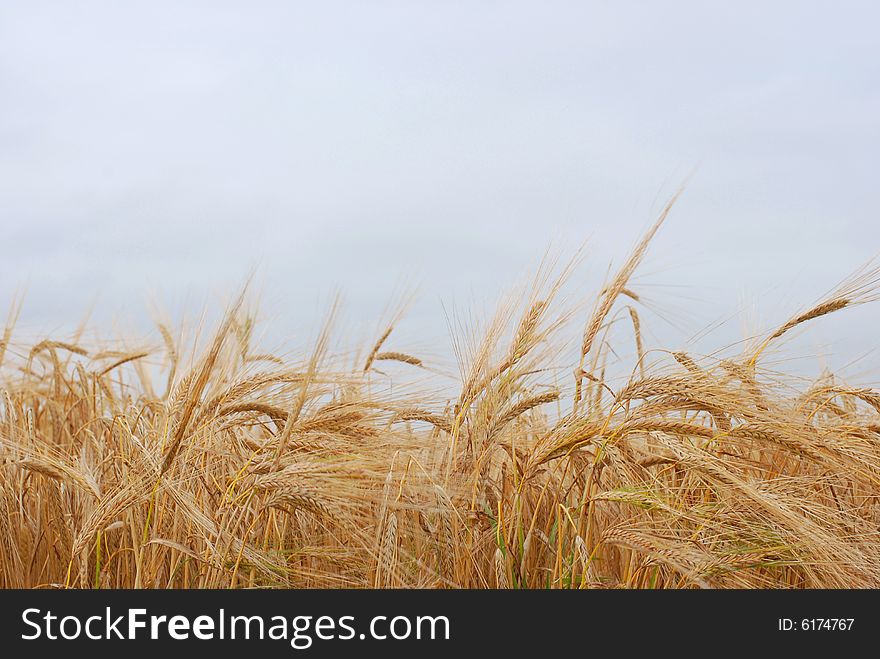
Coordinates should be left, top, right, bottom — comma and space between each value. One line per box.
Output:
1, 1, 878, 376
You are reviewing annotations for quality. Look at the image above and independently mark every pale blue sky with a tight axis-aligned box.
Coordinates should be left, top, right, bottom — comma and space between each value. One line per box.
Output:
1, 2, 878, 375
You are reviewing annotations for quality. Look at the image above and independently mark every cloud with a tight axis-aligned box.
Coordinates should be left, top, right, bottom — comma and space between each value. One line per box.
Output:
1, 1, 877, 372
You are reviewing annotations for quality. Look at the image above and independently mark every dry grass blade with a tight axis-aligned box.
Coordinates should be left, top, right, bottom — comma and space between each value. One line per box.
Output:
161, 287, 248, 474
374, 352, 423, 367
574, 188, 682, 408
96, 351, 150, 377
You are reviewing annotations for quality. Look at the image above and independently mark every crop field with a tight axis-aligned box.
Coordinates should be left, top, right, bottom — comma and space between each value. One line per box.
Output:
2, 202, 879, 589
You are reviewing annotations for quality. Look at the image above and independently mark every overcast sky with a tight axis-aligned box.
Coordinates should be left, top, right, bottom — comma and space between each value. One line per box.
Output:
1, 2, 878, 375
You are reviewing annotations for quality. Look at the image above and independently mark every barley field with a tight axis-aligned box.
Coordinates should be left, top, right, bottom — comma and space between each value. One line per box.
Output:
2, 202, 880, 589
